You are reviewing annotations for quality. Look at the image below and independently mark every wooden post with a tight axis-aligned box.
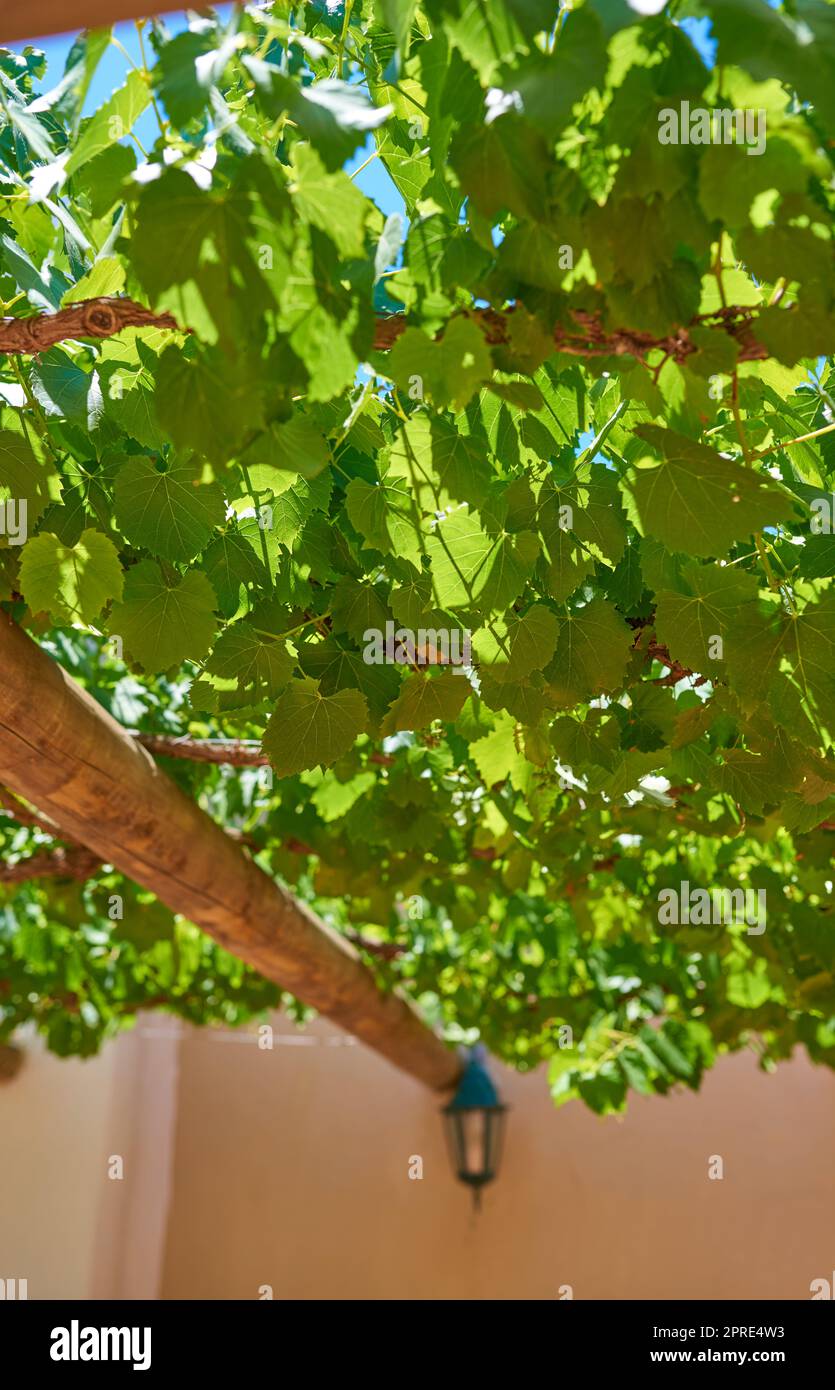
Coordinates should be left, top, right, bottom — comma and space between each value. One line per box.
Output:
0, 615, 461, 1093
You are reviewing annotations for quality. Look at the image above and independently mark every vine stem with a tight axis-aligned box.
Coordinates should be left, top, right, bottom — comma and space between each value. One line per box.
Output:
337, 0, 354, 78
754, 533, 779, 588
250, 610, 332, 643
730, 368, 751, 461
755, 532, 797, 616
135, 20, 169, 140
576, 398, 629, 467
713, 233, 728, 310
350, 150, 380, 181
110, 35, 141, 74
751, 419, 835, 460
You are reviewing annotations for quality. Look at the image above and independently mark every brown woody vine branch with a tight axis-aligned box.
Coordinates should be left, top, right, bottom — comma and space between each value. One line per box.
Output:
344, 932, 406, 960
133, 734, 396, 770
0, 784, 102, 881
375, 303, 771, 362
135, 734, 269, 766
645, 639, 709, 688
0, 296, 774, 363
0, 784, 56, 833
0, 844, 101, 882
0, 298, 179, 353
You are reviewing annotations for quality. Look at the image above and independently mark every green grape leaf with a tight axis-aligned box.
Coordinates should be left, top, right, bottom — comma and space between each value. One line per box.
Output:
545, 598, 633, 706
345, 475, 423, 569
386, 412, 491, 509
201, 531, 267, 618
239, 413, 331, 489
109, 560, 218, 672
427, 506, 539, 612
381, 669, 470, 734
154, 345, 264, 464
473, 603, 558, 682
0, 428, 61, 525
244, 60, 392, 170
470, 711, 530, 790
204, 621, 294, 708
65, 70, 151, 175
114, 456, 225, 563
263, 678, 369, 776
387, 319, 493, 411
289, 144, 369, 258
19, 529, 123, 624
654, 561, 761, 679
622, 425, 795, 556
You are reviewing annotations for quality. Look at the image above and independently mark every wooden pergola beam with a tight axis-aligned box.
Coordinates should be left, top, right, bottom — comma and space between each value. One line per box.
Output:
0, 614, 461, 1093
0, 3, 179, 44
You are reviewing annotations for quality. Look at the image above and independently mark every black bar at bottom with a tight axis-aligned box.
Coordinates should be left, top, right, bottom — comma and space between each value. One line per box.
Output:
1, 1298, 831, 1376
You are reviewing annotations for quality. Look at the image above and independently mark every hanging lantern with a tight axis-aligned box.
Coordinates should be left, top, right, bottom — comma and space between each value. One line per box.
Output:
442, 1045, 507, 1208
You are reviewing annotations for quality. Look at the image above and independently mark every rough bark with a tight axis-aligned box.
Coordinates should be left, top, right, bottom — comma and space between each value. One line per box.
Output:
0, 613, 461, 1093
0, 298, 178, 353
134, 734, 269, 766
0, 296, 772, 364
0, 843, 101, 882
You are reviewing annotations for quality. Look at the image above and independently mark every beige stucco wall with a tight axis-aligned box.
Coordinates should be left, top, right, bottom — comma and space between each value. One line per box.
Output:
0, 1028, 125, 1299
2, 1013, 833, 1300
0, 1022, 179, 1299
160, 1014, 835, 1301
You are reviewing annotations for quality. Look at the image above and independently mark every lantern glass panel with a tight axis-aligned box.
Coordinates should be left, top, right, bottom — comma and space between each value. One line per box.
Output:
462, 1108, 486, 1179
443, 1105, 507, 1187
485, 1108, 506, 1178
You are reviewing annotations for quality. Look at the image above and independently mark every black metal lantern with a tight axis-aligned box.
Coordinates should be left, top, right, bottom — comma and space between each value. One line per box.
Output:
442, 1045, 507, 1208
